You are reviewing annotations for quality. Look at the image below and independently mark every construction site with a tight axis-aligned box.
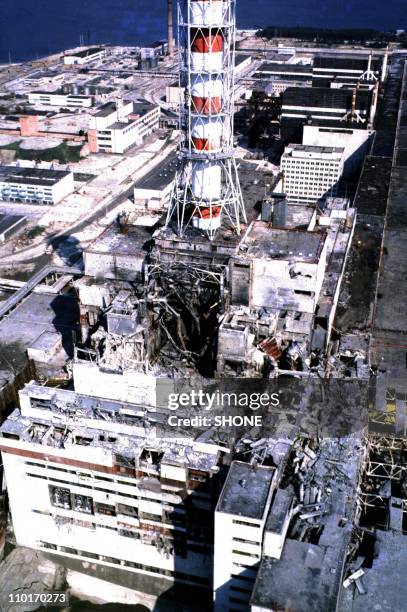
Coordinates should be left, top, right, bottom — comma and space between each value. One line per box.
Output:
0, 1, 406, 611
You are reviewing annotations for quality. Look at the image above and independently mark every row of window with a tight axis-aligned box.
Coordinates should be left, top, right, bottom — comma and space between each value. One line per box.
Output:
39, 541, 211, 586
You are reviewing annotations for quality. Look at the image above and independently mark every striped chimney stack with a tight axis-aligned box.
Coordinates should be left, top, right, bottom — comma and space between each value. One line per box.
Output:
166, 0, 246, 240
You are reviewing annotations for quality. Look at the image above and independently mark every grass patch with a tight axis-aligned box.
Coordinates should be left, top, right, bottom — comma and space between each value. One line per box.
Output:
26, 225, 46, 239
0, 140, 82, 164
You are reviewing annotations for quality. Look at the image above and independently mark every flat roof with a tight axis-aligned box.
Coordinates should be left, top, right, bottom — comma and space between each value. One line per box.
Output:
85, 223, 152, 257
0, 290, 78, 380
235, 54, 250, 66
93, 101, 117, 117
65, 47, 104, 59
257, 62, 313, 74
29, 90, 92, 99
339, 530, 407, 612
251, 538, 345, 611
314, 54, 381, 72
0, 166, 71, 186
239, 222, 326, 262
283, 144, 345, 158
354, 156, 392, 216
216, 461, 274, 519
282, 87, 372, 111
265, 487, 294, 533
131, 101, 158, 116
134, 151, 180, 191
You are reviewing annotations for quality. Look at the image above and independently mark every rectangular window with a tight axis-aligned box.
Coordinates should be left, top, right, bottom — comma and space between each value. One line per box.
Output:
95, 502, 116, 516
72, 493, 93, 514
117, 503, 138, 518
49, 485, 71, 510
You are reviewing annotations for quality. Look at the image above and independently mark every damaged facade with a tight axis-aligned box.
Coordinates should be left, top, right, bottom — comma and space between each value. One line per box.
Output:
0, 2, 406, 610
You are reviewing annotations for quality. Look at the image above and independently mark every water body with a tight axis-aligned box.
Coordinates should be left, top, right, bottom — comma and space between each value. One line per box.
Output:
0, 0, 406, 63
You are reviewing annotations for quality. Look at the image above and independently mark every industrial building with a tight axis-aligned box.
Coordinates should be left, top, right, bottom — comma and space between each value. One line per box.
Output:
88, 100, 160, 154
280, 86, 374, 142
23, 70, 65, 89
133, 152, 179, 209
302, 124, 374, 175
28, 91, 94, 109
281, 144, 345, 203
312, 52, 384, 88
0, 1, 406, 610
254, 62, 313, 96
0, 379, 224, 608
64, 47, 107, 66
0, 166, 74, 205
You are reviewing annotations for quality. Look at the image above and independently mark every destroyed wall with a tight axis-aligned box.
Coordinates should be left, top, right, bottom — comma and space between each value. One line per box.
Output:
230, 246, 327, 314
72, 362, 174, 408
84, 250, 145, 282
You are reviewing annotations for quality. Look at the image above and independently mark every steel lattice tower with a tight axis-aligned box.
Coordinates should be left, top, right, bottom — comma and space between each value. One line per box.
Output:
165, 0, 246, 240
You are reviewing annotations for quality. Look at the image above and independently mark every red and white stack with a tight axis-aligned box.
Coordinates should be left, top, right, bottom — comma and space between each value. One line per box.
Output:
166, 0, 246, 239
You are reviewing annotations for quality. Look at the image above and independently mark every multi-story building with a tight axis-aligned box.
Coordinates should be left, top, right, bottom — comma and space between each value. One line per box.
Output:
213, 462, 278, 611
281, 87, 373, 142
63, 47, 106, 66
312, 53, 382, 88
23, 70, 65, 90
302, 124, 374, 175
28, 91, 94, 109
0, 166, 74, 205
254, 62, 313, 94
88, 100, 160, 154
0, 380, 226, 608
281, 144, 345, 203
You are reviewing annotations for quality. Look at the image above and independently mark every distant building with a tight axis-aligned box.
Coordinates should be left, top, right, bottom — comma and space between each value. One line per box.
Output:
255, 62, 313, 86
281, 87, 373, 143
139, 41, 168, 60
28, 91, 93, 109
266, 78, 312, 97
166, 81, 184, 109
234, 54, 252, 77
281, 144, 345, 204
23, 70, 65, 89
312, 53, 382, 88
63, 47, 106, 66
88, 100, 160, 154
0, 166, 74, 205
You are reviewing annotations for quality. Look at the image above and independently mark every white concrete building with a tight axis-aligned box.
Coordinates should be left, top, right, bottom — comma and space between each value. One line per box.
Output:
0, 167, 74, 205
64, 47, 106, 66
302, 124, 374, 175
28, 91, 93, 109
213, 462, 277, 611
231, 222, 328, 315
0, 380, 225, 607
88, 100, 160, 154
24, 70, 65, 89
133, 152, 179, 208
281, 144, 345, 203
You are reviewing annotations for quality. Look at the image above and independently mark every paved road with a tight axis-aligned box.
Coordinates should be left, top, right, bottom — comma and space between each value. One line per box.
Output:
0, 137, 179, 265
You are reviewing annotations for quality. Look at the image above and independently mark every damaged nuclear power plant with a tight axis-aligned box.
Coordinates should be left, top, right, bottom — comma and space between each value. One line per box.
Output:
0, 1, 406, 611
